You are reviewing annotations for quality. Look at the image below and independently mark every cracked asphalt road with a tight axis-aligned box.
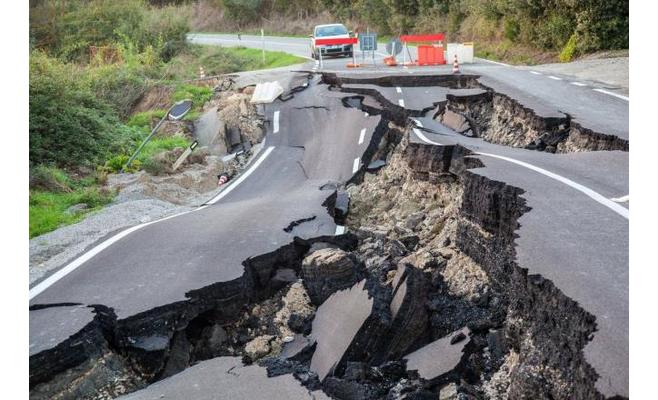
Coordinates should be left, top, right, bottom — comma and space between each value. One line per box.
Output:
30, 34, 629, 398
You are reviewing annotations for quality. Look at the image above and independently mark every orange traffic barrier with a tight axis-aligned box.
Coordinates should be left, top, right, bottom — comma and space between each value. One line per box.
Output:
383, 56, 397, 66
399, 33, 447, 66
417, 45, 445, 65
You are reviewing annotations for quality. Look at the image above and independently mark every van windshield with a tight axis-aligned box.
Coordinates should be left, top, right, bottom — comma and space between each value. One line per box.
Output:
315, 25, 348, 37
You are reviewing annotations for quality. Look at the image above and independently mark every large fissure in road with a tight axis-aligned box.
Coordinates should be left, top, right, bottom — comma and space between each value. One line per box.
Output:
30, 76, 621, 400
327, 73, 628, 153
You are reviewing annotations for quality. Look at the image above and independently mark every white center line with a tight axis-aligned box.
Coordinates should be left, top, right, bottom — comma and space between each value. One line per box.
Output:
409, 131, 629, 220
398, 99, 405, 107
530, 71, 542, 75
273, 111, 280, 134
570, 82, 587, 87
593, 88, 629, 101
29, 207, 201, 299
396, 86, 402, 93
611, 194, 629, 203
413, 128, 441, 145
208, 146, 276, 205
413, 118, 424, 128
335, 225, 347, 235
548, 75, 562, 80
358, 128, 366, 145
352, 157, 360, 173
475, 152, 629, 220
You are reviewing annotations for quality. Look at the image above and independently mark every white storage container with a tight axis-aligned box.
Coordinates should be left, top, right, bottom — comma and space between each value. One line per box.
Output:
446, 43, 474, 64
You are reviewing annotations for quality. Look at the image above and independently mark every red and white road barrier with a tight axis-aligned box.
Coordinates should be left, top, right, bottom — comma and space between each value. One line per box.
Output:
314, 37, 359, 69
399, 33, 446, 66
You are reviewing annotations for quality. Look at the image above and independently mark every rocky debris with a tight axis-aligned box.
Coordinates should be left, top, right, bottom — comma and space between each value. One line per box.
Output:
217, 91, 264, 147
64, 203, 88, 215
194, 107, 228, 155
322, 190, 350, 225
245, 335, 275, 360
440, 109, 471, 134
440, 86, 628, 152
301, 248, 359, 305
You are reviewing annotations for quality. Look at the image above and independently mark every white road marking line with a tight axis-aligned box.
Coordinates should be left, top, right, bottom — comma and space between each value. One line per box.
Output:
548, 75, 562, 80
207, 146, 276, 205
413, 128, 441, 145
476, 57, 511, 67
335, 225, 347, 235
474, 152, 629, 220
398, 99, 405, 107
364, 112, 369, 117
273, 111, 280, 134
358, 128, 366, 145
611, 195, 629, 203
409, 131, 629, 219
29, 207, 201, 300
570, 82, 587, 87
396, 86, 402, 93
30, 146, 280, 299
352, 157, 360, 173
530, 71, 542, 75
593, 88, 629, 101
413, 119, 424, 128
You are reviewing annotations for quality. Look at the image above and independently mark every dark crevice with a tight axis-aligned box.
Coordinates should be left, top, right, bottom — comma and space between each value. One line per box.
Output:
284, 216, 318, 233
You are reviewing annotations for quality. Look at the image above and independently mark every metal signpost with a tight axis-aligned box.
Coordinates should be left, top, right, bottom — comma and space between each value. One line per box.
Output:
122, 99, 193, 172
172, 140, 199, 172
359, 33, 377, 65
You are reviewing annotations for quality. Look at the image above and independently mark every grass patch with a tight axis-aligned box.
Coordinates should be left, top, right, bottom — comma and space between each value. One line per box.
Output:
29, 169, 115, 238
163, 44, 305, 80
136, 136, 190, 164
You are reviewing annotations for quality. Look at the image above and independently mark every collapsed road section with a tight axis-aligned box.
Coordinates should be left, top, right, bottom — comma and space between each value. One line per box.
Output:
30, 72, 627, 400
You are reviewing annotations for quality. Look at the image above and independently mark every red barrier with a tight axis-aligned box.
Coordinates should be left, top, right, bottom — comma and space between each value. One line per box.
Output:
314, 37, 358, 46
417, 45, 445, 65
400, 33, 445, 43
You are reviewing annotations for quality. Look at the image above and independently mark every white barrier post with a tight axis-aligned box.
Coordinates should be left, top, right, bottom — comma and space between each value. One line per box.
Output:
261, 28, 265, 65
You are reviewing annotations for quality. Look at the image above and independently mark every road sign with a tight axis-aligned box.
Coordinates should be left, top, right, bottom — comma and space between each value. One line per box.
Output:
386, 38, 403, 56
172, 140, 199, 172
359, 33, 377, 51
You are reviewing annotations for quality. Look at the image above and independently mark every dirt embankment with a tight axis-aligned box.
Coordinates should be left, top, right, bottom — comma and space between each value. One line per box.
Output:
30, 81, 265, 286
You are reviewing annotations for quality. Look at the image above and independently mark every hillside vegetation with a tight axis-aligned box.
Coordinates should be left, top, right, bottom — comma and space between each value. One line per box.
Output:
28, 0, 304, 237
190, 0, 628, 63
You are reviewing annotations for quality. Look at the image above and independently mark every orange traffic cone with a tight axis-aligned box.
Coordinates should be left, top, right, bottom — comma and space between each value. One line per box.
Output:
452, 55, 460, 74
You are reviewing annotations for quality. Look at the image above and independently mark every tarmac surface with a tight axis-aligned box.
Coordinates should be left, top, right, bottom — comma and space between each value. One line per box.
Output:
30, 33, 629, 398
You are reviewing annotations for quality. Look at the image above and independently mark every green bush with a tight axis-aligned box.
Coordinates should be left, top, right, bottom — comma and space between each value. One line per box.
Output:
503, 19, 520, 42
29, 165, 73, 192
29, 52, 129, 167
30, 0, 189, 63
104, 154, 141, 173
559, 33, 578, 62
